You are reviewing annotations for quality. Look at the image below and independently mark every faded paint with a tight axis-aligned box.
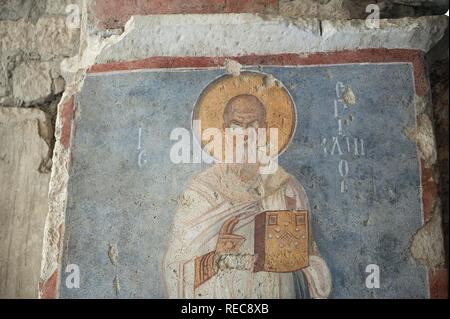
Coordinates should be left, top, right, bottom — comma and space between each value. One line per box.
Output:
60, 63, 427, 298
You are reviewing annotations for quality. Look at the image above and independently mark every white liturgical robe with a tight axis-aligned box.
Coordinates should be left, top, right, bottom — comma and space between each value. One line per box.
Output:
163, 164, 331, 299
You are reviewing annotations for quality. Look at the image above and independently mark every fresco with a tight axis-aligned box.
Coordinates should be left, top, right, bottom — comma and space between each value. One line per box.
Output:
60, 64, 427, 298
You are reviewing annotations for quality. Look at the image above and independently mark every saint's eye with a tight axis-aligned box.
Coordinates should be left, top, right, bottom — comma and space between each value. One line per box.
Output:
248, 121, 259, 129
229, 122, 243, 129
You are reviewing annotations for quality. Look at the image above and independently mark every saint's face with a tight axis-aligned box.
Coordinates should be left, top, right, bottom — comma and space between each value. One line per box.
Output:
226, 107, 262, 130
223, 96, 267, 142
222, 95, 267, 166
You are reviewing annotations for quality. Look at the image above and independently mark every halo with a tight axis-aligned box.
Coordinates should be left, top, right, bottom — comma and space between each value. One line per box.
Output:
192, 71, 297, 161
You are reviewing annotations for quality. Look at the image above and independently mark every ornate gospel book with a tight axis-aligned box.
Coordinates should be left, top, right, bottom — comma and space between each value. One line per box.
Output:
254, 210, 309, 272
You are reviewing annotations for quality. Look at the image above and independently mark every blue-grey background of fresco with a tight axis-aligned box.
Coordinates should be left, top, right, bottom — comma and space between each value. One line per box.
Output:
61, 64, 427, 298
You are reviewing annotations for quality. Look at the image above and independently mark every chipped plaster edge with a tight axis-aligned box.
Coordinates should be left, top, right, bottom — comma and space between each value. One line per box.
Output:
408, 77, 447, 296
38, 0, 127, 298
38, 11, 448, 299
96, 14, 448, 63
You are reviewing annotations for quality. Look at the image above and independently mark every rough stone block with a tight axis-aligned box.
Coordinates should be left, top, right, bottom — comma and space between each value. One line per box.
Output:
12, 61, 53, 106
0, 0, 47, 22
0, 107, 52, 298
0, 64, 9, 97
0, 16, 80, 60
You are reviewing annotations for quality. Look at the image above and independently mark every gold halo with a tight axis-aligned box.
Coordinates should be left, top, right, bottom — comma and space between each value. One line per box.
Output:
192, 71, 297, 159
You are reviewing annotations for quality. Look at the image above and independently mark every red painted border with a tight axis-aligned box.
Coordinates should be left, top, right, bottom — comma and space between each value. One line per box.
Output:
69, 50, 444, 298
89, 49, 429, 96
60, 96, 75, 150
39, 96, 74, 299
39, 270, 59, 299
429, 267, 449, 299
39, 223, 65, 299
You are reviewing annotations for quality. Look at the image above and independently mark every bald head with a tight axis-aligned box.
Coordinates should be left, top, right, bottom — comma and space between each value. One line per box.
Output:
223, 94, 266, 129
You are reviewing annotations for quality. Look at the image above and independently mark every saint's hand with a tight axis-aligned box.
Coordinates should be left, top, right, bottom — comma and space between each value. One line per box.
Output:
216, 216, 245, 254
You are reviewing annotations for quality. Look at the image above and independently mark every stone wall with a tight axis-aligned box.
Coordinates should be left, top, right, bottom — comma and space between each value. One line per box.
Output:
0, 0, 80, 298
0, 107, 53, 298
0, 0, 448, 298
0, 1, 80, 111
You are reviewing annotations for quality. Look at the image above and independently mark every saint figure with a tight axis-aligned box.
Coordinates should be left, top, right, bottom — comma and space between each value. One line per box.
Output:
164, 93, 331, 299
